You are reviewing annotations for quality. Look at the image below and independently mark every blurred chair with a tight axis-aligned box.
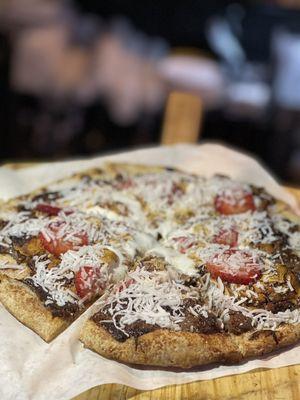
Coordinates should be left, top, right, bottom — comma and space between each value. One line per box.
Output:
161, 91, 202, 145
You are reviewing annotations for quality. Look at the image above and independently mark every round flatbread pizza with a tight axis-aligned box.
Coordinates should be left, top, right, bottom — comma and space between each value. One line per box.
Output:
0, 163, 300, 368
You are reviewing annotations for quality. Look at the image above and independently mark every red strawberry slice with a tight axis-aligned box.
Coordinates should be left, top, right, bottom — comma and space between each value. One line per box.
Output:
215, 188, 255, 215
75, 266, 104, 300
35, 203, 62, 216
206, 249, 262, 284
213, 228, 238, 247
39, 221, 88, 256
35, 203, 74, 216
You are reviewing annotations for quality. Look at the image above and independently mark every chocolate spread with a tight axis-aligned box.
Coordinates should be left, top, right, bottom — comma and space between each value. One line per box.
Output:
24, 278, 79, 319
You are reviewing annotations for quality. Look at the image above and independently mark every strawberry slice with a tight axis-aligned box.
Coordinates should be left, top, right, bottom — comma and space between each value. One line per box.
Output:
35, 203, 62, 216
215, 188, 255, 215
35, 203, 73, 216
75, 266, 104, 300
213, 228, 238, 247
39, 221, 88, 256
206, 249, 262, 284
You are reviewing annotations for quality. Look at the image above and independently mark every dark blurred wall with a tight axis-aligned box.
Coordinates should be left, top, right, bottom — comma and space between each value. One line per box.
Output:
0, 1, 300, 183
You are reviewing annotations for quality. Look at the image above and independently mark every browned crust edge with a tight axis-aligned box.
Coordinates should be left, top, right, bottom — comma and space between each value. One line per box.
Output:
79, 319, 300, 369
0, 273, 69, 342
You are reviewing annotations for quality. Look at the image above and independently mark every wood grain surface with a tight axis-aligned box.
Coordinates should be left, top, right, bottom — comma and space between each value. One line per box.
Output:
161, 92, 202, 145
73, 188, 300, 400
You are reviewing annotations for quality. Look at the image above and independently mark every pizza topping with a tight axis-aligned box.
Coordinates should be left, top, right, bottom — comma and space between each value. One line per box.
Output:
172, 236, 195, 253
35, 203, 74, 217
147, 246, 197, 276
225, 311, 252, 334
115, 278, 135, 293
0, 212, 47, 245
206, 249, 262, 284
75, 266, 104, 300
92, 310, 157, 342
180, 300, 220, 334
100, 267, 198, 337
213, 228, 238, 247
215, 188, 255, 215
28, 255, 79, 307
40, 221, 88, 256
115, 177, 135, 190
35, 203, 62, 216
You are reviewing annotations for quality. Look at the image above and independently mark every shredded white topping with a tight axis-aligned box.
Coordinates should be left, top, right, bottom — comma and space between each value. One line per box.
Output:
102, 267, 198, 336
30, 256, 79, 307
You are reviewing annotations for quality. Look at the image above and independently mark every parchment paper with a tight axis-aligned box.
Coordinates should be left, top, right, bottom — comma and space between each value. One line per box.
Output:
0, 143, 300, 400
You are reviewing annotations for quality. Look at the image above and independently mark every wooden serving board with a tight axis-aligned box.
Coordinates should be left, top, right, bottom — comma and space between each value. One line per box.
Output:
73, 188, 300, 400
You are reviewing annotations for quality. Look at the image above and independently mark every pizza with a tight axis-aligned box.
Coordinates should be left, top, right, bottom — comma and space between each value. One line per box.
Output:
0, 163, 300, 368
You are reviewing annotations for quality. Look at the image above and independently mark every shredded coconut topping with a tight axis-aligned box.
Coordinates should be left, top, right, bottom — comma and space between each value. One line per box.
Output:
102, 267, 198, 336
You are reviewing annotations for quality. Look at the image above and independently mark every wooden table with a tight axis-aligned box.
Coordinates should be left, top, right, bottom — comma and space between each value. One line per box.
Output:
74, 366, 300, 400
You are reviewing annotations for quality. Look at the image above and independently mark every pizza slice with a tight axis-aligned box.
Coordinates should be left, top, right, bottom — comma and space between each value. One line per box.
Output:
0, 166, 156, 341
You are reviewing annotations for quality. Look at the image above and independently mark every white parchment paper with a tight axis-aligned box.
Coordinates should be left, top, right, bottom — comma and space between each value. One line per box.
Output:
0, 143, 300, 400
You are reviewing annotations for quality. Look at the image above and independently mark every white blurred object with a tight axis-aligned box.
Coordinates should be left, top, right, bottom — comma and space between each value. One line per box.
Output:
158, 55, 224, 108
207, 17, 246, 78
273, 29, 300, 110
227, 82, 270, 110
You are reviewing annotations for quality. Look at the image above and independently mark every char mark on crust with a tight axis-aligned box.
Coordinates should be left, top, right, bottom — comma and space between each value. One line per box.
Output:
23, 278, 79, 319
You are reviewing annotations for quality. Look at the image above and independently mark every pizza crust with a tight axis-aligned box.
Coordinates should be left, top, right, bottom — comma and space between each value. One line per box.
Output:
80, 320, 300, 368
0, 273, 69, 342
105, 163, 166, 176
0, 253, 30, 279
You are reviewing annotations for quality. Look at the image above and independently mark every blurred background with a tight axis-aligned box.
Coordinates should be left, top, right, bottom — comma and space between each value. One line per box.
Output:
0, 0, 300, 184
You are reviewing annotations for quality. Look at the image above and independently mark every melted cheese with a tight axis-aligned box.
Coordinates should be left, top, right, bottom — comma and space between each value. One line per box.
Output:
147, 246, 197, 276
